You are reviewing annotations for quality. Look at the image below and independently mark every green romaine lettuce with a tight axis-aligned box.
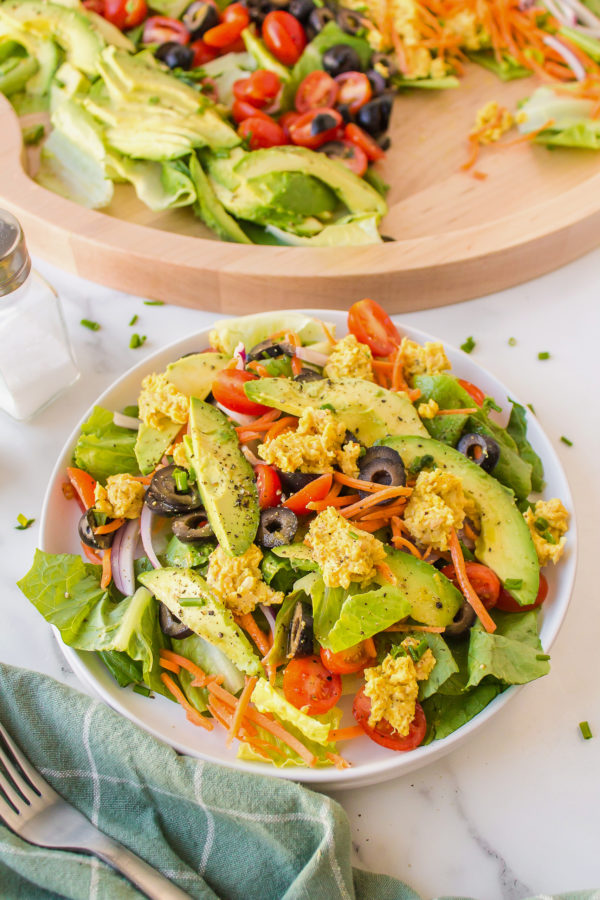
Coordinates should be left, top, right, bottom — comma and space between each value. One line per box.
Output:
251, 679, 331, 744
172, 632, 245, 714
261, 546, 317, 593
466, 610, 550, 687
73, 405, 140, 482
98, 650, 143, 687
518, 85, 600, 149
506, 401, 544, 492
467, 51, 531, 81
422, 682, 504, 743
237, 707, 342, 768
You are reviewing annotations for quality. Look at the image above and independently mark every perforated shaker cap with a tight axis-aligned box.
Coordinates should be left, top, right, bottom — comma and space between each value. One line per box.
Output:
0, 209, 31, 297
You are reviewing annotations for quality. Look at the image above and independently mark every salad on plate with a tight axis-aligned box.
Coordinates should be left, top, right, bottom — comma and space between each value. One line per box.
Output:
19, 300, 571, 769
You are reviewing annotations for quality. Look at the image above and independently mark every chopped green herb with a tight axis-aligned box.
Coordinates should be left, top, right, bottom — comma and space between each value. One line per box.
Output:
409, 454, 435, 475
129, 333, 147, 349
527, 403, 536, 415
579, 721, 593, 740
538, 351, 550, 360
390, 644, 407, 659
534, 517, 549, 531
133, 684, 152, 697
122, 405, 139, 418
407, 639, 428, 662
15, 513, 35, 530
148, 96, 160, 105
180, 598, 203, 607
22, 123, 45, 146
461, 336, 476, 353
539, 530, 557, 545
349, 531, 360, 539
482, 396, 502, 414
81, 318, 100, 331
503, 578, 523, 590
129, 314, 138, 326
173, 469, 188, 493
144, 300, 164, 306
320, 403, 336, 412
560, 436, 573, 447
508, 337, 517, 346
536, 654, 551, 661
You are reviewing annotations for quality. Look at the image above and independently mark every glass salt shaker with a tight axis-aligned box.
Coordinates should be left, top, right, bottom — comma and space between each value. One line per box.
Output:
0, 209, 79, 420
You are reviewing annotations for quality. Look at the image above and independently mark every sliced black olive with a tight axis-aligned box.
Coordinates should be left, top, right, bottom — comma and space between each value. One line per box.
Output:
287, 601, 314, 657
172, 513, 214, 543
321, 42, 360, 77
371, 52, 397, 82
277, 470, 317, 492
159, 603, 194, 639
319, 140, 362, 165
289, 0, 315, 22
182, 1, 220, 38
257, 507, 298, 548
456, 433, 500, 473
78, 509, 114, 550
378, 135, 391, 151
294, 368, 324, 383
366, 68, 387, 96
247, 338, 294, 362
355, 94, 393, 137
358, 447, 406, 502
344, 429, 359, 445
360, 445, 401, 464
246, 0, 274, 26
307, 6, 335, 37
336, 102, 354, 125
145, 465, 203, 516
444, 601, 476, 638
382, 234, 396, 242
154, 41, 195, 71
336, 7, 363, 35
310, 111, 338, 136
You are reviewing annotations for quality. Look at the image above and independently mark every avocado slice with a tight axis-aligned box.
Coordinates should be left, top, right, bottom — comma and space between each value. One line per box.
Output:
382, 548, 463, 626
244, 377, 428, 445
188, 398, 259, 556
380, 436, 540, 606
0, 25, 60, 95
166, 350, 230, 397
139, 567, 263, 676
188, 154, 251, 244
134, 420, 181, 476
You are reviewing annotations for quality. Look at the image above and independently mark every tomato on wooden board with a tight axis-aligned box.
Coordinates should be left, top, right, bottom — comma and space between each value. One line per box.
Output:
232, 98, 272, 123
255, 465, 282, 509
213, 370, 271, 416
353, 687, 427, 751
441, 561, 500, 609
283, 655, 342, 714
66, 467, 97, 511
457, 379, 485, 407
344, 122, 385, 161
282, 473, 332, 515
295, 70, 338, 113
262, 11, 306, 66
238, 116, 287, 149
496, 573, 548, 612
143, 16, 190, 45
190, 38, 219, 66
203, 3, 248, 48
335, 72, 372, 114
233, 70, 281, 107
320, 641, 376, 674
288, 107, 343, 149
347, 298, 401, 357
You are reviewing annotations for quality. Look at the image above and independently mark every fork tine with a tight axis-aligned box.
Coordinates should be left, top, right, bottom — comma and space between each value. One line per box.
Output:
0, 786, 22, 831
0, 765, 26, 812
0, 722, 55, 803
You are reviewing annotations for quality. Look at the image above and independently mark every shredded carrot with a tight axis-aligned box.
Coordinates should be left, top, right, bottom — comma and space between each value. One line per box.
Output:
62, 482, 75, 500
159, 657, 181, 674
363, 636, 377, 658
285, 333, 304, 377
160, 649, 211, 686
355, 502, 407, 521
326, 752, 351, 769
100, 547, 112, 589
390, 517, 423, 559
328, 725, 365, 742
334, 472, 397, 493
227, 676, 258, 747
235, 612, 272, 658
464, 521, 479, 543
307, 494, 360, 512
160, 673, 214, 730
376, 561, 397, 585
352, 518, 388, 532
236, 430, 263, 444
246, 361, 271, 378
448, 529, 496, 634
435, 407, 479, 416
319, 319, 337, 346
497, 119, 555, 147
94, 518, 125, 535
385, 622, 445, 633
234, 411, 280, 435
81, 541, 103, 565
264, 416, 298, 442
341, 485, 412, 519
130, 474, 154, 484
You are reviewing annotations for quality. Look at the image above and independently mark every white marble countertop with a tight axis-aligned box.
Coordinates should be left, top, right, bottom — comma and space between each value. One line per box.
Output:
1, 252, 599, 900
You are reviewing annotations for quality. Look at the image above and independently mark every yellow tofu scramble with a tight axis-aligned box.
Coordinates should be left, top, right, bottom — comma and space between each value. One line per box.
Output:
524, 498, 570, 566
206, 544, 283, 616
258, 407, 361, 476
138, 372, 188, 430
417, 399, 440, 419
364, 642, 436, 735
398, 338, 451, 384
304, 506, 388, 589
471, 101, 514, 144
94, 473, 145, 519
323, 334, 374, 381
403, 468, 477, 552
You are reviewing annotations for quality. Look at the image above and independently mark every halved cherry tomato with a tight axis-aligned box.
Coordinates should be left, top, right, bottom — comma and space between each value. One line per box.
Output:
213, 370, 271, 416
232, 98, 273, 124
283, 473, 332, 515
335, 72, 372, 114
83, 0, 105, 13
190, 38, 219, 66
457, 379, 485, 408
347, 298, 401, 357
66, 466, 97, 511
255, 464, 282, 509
104, 0, 147, 28
203, 2, 248, 48
320, 641, 376, 674
496, 573, 548, 612
288, 107, 343, 150
321, 139, 367, 176
233, 69, 281, 108
143, 16, 190, 45
262, 10, 306, 66
238, 116, 287, 149
295, 70, 338, 113
283, 655, 342, 714
353, 687, 427, 751
344, 122, 385, 162
441, 562, 500, 609
279, 110, 302, 140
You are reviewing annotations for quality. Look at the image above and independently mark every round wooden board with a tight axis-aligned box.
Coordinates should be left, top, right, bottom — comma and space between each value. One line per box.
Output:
1, 65, 599, 313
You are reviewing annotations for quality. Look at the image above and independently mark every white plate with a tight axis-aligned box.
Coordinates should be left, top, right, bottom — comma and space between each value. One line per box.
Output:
39, 310, 576, 790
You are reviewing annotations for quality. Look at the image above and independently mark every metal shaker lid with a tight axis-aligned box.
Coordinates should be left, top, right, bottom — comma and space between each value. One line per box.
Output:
0, 209, 31, 297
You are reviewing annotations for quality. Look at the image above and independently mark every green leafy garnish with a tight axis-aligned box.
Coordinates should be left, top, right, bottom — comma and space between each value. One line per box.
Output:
560, 436, 573, 446
579, 721, 593, 740
538, 351, 550, 360
129, 314, 138, 326
81, 318, 100, 331
15, 514, 35, 530
461, 336, 476, 353
72, 406, 139, 482
130, 333, 147, 349
144, 300, 164, 305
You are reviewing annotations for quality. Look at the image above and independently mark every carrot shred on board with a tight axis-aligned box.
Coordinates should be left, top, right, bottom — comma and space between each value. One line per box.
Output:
235, 612, 272, 658
100, 547, 112, 589
227, 676, 258, 747
497, 119, 555, 147
385, 623, 445, 633
160, 673, 214, 730
81, 541, 103, 565
448, 529, 496, 634
328, 726, 365, 742
94, 518, 125, 535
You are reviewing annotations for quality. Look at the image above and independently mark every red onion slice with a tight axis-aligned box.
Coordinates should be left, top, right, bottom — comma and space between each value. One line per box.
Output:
215, 401, 256, 427
113, 411, 140, 430
294, 346, 330, 367
112, 518, 140, 595
140, 504, 162, 570
110, 524, 126, 595
259, 604, 277, 636
232, 342, 246, 370
543, 34, 586, 79
241, 445, 262, 466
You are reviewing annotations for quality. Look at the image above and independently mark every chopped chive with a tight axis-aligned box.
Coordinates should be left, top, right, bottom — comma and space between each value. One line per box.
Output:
503, 578, 523, 590
482, 396, 502, 414
508, 337, 517, 346
130, 333, 147, 349
579, 721, 593, 740
22, 123, 45, 146
349, 531, 360, 539
15, 513, 35, 530
133, 685, 152, 697
129, 314, 138, 326
144, 300, 164, 306
390, 644, 407, 659
540, 530, 557, 544
560, 436, 573, 447
409, 454, 435, 475
537, 351, 550, 360
122, 404, 139, 418
81, 318, 100, 331
461, 336, 476, 353
534, 517, 549, 531
407, 639, 428, 662
180, 598, 203, 607
527, 403, 536, 414
536, 654, 551, 661
173, 468, 188, 492
320, 403, 336, 412
148, 96, 160, 105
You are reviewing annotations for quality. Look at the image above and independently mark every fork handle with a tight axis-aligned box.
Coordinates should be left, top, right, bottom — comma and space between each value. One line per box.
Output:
90, 836, 193, 900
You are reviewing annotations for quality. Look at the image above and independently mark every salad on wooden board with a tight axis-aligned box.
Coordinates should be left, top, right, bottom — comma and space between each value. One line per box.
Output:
1, 0, 600, 244
18, 301, 571, 769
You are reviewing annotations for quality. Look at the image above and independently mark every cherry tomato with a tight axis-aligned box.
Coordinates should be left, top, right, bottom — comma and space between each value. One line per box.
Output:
288, 107, 343, 149
344, 122, 385, 162
295, 70, 338, 113
233, 69, 281, 108
347, 298, 401, 357
457, 379, 485, 408
321, 139, 367, 176
203, 3, 248, 48
66, 466, 97, 511
262, 10, 306, 66
279, 110, 302, 140
283, 655, 342, 715
335, 72, 372, 114
190, 38, 219, 66
320, 641, 376, 674
238, 116, 287, 149
212, 370, 271, 416
83, 0, 105, 13
142, 16, 190, 45
282, 473, 332, 515
441, 562, 500, 609
496, 573, 548, 612
232, 98, 273, 124
255, 464, 282, 509
353, 687, 427, 752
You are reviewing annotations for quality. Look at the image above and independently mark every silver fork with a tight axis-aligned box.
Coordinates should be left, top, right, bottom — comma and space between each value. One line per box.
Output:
0, 720, 192, 899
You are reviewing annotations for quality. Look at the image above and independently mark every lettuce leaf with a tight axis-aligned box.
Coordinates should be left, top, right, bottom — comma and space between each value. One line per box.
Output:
467, 609, 550, 687
468, 50, 531, 81
73, 406, 140, 482
261, 546, 317, 593
506, 401, 544, 492
251, 679, 331, 744
165, 535, 216, 569
98, 650, 144, 687
236, 707, 342, 768
287, 23, 372, 97
172, 632, 245, 714
422, 682, 504, 743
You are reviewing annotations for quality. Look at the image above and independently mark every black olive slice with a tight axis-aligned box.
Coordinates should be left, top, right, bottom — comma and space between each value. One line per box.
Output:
456, 432, 500, 473
444, 601, 476, 638
145, 465, 203, 517
336, 7, 363, 34
277, 470, 318, 493
172, 513, 214, 543
257, 507, 298, 548
182, 1, 220, 39
321, 42, 360, 77
247, 338, 295, 362
287, 601, 314, 658
154, 41, 194, 70
159, 603, 194, 639
358, 447, 406, 502
78, 509, 114, 550
307, 6, 335, 38
294, 368, 324, 383
289, 0, 315, 22
355, 94, 393, 137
